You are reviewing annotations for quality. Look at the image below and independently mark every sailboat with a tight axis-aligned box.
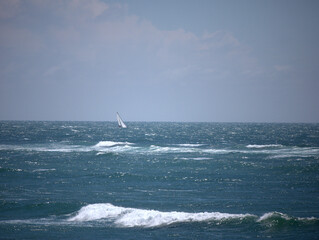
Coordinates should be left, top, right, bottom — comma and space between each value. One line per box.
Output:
116, 112, 127, 128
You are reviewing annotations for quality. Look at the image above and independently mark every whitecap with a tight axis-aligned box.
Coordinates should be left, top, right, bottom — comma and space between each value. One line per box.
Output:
149, 145, 195, 153
67, 203, 255, 228
94, 141, 133, 148
176, 144, 204, 147
268, 147, 319, 159
96, 145, 139, 155
32, 168, 56, 172
0, 144, 91, 153
180, 157, 212, 161
2, 204, 318, 229
68, 203, 126, 222
202, 149, 230, 154
246, 144, 283, 148
257, 211, 318, 223
145, 133, 156, 136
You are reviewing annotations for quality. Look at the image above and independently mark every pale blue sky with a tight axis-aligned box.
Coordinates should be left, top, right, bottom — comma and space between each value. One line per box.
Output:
0, 0, 318, 122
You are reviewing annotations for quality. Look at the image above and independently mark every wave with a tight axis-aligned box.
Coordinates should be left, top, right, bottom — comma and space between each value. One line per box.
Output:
0, 144, 91, 153
93, 141, 136, 154
94, 141, 133, 148
176, 144, 205, 147
66, 204, 319, 228
0, 143, 230, 155
32, 168, 56, 172
1, 142, 318, 159
1, 204, 318, 229
179, 157, 212, 161
67, 203, 255, 228
257, 212, 319, 227
149, 145, 229, 155
0, 167, 23, 173
246, 144, 283, 148
268, 147, 319, 159
149, 145, 197, 153
0, 141, 134, 154
258, 211, 317, 222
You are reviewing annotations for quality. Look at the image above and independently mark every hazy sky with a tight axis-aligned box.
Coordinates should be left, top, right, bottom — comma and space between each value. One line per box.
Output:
1, 0, 319, 122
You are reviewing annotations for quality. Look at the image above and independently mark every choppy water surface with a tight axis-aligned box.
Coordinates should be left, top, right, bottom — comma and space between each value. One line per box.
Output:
0, 121, 318, 239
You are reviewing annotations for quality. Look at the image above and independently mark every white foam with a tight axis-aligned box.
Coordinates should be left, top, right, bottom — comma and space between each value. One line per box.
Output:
176, 144, 204, 147
94, 141, 132, 148
202, 149, 230, 154
0, 141, 134, 153
180, 157, 212, 161
257, 211, 318, 222
2, 142, 318, 159
33, 146, 88, 152
0, 144, 91, 153
68, 203, 127, 222
257, 212, 290, 222
68, 203, 255, 228
32, 168, 56, 172
268, 147, 319, 159
149, 145, 230, 155
2, 206, 318, 229
246, 144, 283, 148
145, 133, 156, 136
149, 145, 193, 153
97, 145, 139, 155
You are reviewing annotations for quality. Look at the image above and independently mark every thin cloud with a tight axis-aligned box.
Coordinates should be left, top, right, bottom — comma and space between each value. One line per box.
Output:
0, 0, 271, 121
0, 0, 21, 19
274, 65, 292, 72
0, 0, 259, 84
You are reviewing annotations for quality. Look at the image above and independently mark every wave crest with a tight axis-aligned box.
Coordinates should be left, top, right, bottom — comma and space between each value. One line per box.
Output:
2, 205, 318, 229
257, 211, 319, 227
246, 144, 283, 148
68, 203, 255, 228
94, 141, 133, 148
1, 142, 318, 159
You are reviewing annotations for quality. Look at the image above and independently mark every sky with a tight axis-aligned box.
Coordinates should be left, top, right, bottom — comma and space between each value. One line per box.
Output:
0, 0, 319, 122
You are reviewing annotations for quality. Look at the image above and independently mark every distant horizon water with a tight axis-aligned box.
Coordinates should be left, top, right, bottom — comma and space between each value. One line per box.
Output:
1, 119, 319, 124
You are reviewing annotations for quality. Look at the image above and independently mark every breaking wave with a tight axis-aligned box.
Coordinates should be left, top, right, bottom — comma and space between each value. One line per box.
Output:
148, 145, 229, 154
257, 212, 319, 227
267, 147, 319, 159
246, 144, 283, 148
66, 204, 319, 228
176, 144, 205, 147
94, 141, 138, 155
1, 141, 318, 159
94, 141, 133, 148
0, 143, 91, 153
149, 145, 197, 153
258, 211, 317, 222
32, 168, 56, 172
1, 204, 318, 229
0, 141, 134, 154
67, 203, 255, 228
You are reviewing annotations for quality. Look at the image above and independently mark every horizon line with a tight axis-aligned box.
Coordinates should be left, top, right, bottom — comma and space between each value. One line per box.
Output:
0, 119, 318, 124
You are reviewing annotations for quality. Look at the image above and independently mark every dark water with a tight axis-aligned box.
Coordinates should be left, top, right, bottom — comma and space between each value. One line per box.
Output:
0, 121, 319, 239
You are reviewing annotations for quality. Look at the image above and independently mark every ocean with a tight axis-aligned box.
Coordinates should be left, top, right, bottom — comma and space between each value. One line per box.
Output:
0, 121, 318, 239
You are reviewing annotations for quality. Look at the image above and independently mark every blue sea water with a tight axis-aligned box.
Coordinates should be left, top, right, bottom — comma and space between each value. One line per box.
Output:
0, 121, 319, 239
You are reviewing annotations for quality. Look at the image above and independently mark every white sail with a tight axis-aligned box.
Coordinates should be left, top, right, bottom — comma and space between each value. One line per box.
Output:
116, 112, 127, 128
